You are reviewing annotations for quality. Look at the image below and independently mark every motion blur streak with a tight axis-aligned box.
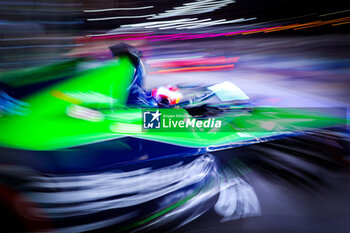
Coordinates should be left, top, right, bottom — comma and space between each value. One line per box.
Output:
333, 21, 350, 26
84, 6, 154, 13
214, 178, 261, 221
1, 155, 260, 232
150, 56, 239, 68
85, 16, 350, 42
25, 156, 214, 205
149, 0, 235, 19
87, 15, 157, 22
0, 91, 30, 116
148, 55, 239, 74
153, 64, 235, 74
0, 1, 81, 7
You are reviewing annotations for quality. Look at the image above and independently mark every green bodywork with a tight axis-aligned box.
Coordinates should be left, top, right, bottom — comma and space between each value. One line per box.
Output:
0, 57, 345, 151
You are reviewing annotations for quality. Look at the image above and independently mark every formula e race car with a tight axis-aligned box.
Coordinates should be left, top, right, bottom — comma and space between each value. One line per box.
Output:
0, 52, 345, 169
0, 47, 347, 233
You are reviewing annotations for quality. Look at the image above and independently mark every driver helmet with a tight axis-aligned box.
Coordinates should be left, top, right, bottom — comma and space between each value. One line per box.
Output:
151, 85, 183, 106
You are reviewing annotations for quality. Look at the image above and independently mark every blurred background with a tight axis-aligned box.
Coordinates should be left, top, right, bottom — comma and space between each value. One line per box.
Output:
1, 0, 349, 103
0, 0, 350, 233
